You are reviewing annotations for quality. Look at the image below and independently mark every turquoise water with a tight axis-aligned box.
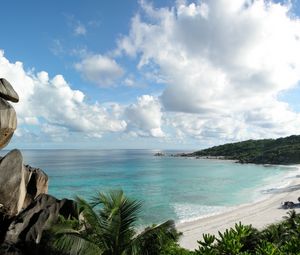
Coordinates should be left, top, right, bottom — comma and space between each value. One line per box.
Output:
15, 149, 299, 226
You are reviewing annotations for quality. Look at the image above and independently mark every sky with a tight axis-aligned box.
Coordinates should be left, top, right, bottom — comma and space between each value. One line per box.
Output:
1, 0, 300, 150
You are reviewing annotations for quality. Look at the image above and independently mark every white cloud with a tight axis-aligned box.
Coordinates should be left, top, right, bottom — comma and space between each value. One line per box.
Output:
74, 23, 86, 36
117, 0, 300, 142
125, 95, 165, 137
3, 0, 300, 147
0, 50, 127, 141
23, 117, 39, 125
50, 39, 64, 56
124, 77, 135, 87
0, 51, 166, 143
75, 54, 124, 86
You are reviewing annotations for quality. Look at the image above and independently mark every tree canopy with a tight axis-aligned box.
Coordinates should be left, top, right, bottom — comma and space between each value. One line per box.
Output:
192, 135, 300, 164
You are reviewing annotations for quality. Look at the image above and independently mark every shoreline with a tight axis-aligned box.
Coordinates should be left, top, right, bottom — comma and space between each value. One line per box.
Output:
177, 165, 300, 250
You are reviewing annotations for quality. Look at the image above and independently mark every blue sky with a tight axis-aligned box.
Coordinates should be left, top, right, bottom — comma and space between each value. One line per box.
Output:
1, 0, 300, 150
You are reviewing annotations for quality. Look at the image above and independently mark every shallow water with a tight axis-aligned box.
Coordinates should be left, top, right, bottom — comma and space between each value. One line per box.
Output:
11, 149, 299, 226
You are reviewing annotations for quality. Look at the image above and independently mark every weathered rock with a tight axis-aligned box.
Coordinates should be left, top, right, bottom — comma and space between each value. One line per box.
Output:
23, 165, 48, 209
0, 242, 23, 255
5, 194, 78, 245
0, 150, 49, 217
0, 207, 14, 244
0, 150, 26, 216
0, 98, 17, 149
0, 79, 19, 103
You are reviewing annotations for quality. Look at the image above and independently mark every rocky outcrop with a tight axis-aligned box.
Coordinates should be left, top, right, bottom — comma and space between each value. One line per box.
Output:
0, 242, 23, 255
0, 98, 17, 149
0, 78, 77, 254
0, 150, 49, 217
0, 78, 19, 103
5, 194, 78, 245
0, 150, 26, 216
0, 78, 18, 149
23, 166, 48, 209
154, 152, 165, 156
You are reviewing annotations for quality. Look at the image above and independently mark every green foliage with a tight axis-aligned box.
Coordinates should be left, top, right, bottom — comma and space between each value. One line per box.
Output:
137, 221, 181, 254
195, 223, 259, 255
192, 135, 300, 164
192, 211, 300, 255
47, 191, 300, 255
161, 243, 195, 255
254, 241, 282, 255
50, 190, 178, 255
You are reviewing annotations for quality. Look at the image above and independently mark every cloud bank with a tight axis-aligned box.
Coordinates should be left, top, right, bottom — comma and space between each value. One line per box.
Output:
2, 0, 300, 147
117, 0, 300, 142
0, 50, 127, 141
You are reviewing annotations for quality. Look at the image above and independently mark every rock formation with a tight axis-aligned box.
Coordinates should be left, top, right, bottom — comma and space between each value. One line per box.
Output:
0, 98, 17, 149
0, 78, 77, 254
23, 165, 48, 209
0, 79, 19, 103
5, 194, 78, 245
0, 150, 26, 216
0, 79, 18, 150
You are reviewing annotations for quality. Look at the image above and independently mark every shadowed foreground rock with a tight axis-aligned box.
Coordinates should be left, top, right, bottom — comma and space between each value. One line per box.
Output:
0, 242, 23, 255
0, 193, 77, 255
23, 165, 48, 209
5, 194, 78, 245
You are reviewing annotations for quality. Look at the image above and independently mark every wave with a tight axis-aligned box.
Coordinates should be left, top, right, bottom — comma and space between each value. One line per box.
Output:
174, 165, 300, 225
172, 203, 234, 224
258, 165, 300, 197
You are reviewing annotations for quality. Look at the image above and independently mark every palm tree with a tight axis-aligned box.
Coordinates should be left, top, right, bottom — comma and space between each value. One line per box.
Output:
52, 190, 177, 255
283, 210, 299, 230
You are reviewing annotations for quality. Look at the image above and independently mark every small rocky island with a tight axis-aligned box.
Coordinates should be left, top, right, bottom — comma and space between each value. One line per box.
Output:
154, 152, 165, 156
177, 135, 300, 164
0, 79, 78, 254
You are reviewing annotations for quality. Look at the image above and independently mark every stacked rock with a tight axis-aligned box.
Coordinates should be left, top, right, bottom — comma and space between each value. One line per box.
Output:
0, 79, 49, 216
0, 78, 18, 149
0, 78, 22, 216
0, 79, 77, 255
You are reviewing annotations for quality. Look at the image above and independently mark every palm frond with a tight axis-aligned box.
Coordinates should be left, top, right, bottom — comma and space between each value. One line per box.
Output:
76, 196, 111, 250
53, 231, 103, 255
76, 197, 102, 232
51, 190, 173, 255
131, 220, 177, 254
91, 190, 143, 253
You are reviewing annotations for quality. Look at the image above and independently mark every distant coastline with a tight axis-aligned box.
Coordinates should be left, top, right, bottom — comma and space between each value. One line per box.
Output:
172, 135, 300, 249
173, 135, 300, 165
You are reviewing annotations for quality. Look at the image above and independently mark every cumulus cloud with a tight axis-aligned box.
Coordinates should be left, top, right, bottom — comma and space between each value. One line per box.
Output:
75, 54, 124, 86
3, 0, 300, 146
125, 95, 165, 137
0, 50, 127, 140
117, 0, 300, 142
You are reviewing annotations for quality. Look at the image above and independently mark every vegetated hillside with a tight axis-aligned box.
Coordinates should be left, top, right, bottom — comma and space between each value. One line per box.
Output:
192, 135, 300, 164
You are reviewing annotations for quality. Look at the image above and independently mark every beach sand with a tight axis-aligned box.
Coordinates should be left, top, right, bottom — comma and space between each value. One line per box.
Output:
177, 172, 300, 250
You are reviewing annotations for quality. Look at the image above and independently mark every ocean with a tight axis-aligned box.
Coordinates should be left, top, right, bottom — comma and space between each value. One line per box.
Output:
15, 149, 300, 226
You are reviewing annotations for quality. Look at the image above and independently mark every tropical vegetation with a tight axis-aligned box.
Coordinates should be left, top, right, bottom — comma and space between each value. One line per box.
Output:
49, 190, 179, 255
47, 190, 300, 254
190, 135, 300, 164
192, 210, 300, 254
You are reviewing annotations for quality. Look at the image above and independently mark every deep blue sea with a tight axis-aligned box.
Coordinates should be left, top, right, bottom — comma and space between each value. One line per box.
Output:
10, 149, 300, 226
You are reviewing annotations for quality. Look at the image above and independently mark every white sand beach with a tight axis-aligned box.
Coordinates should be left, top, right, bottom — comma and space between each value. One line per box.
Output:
177, 170, 300, 250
